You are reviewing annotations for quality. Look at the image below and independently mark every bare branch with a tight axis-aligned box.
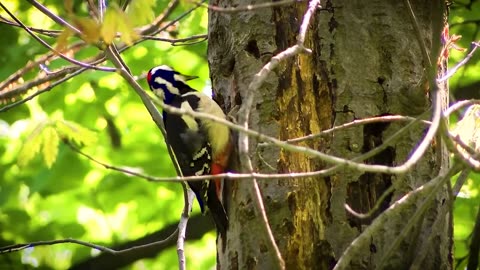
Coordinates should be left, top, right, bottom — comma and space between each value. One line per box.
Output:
0, 231, 178, 255
0, 15, 62, 37
452, 169, 471, 198
26, 0, 81, 35
0, 41, 86, 93
0, 68, 88, 113
158, 96, 436, 174
345, 185, 395, 220
334, 164, 461, 270
437, 41, 480, 83
136, 0, 180, 35
177, 186, 195, 270
140, 34, 208, 45
286, 115, 431, 143
200, 0, 303, 13
404, 0, 432, 68
0, 3, 115, 72
444, 99, 480, 117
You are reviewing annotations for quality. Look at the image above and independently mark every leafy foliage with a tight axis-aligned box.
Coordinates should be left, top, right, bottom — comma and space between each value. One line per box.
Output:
0, 0, 215, 269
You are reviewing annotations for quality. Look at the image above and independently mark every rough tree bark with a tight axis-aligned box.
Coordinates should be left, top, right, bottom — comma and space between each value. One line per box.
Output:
208, 0, 450, 269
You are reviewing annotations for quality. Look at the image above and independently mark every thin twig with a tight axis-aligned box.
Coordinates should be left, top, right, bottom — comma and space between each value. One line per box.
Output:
452, 169, 470, 198
394, 88, 442, 171
0, 41, 86, 92
140, 34, 208, 45
376, 166, 458, 268
0, 231, 178, 254
136, 0, 180, 35
68, 111, 427, 183
0, 15, 62, 37
345, 185, 395, 220
235, 0, 321, 269
0, 68, 87, 113
200, 0, 303, 13
26, 0, 81, 35
437, 41, 480, 83
404, 0, 432, 68
408, 169, 469, 269
444, 99, 480, 117
177, 185, 195, 270
286, 115, 430, 143
0, 3, 115, 72
334, 164, 461, 270
158, 96, 435, 174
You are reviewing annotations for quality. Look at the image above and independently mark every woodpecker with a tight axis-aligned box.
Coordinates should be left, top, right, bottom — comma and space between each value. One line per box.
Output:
147, 65, 231, 235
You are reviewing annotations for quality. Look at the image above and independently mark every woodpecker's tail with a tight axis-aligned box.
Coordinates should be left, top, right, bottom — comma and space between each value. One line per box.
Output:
207, 184, 228, 236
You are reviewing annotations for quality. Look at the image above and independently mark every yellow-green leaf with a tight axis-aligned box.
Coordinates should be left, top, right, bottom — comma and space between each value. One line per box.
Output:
101, 6, 139, 45
56, 28, 73, 53
41, 126, 59, 168
73, 16, 101, 44
101, 8, 118, 45
55, 120, 97, 146
116, 12, 139, 45
18, 122, 47, 167
126, 0, 155, 26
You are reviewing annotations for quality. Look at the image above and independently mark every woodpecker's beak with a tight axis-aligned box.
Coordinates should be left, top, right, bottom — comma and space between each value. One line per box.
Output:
183, 74, 198, 81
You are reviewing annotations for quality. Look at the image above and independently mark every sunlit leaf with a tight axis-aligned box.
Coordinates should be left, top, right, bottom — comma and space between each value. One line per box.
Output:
41, 126, 59, 168
18, 122, 47, 167
126, 0, 155, 26
101, 8, 117, 45
55, 120, 97, 146
101, 5, 139, 45
73, 16, 101, 44
55, 28, 73, 53
116, 12, 139, 45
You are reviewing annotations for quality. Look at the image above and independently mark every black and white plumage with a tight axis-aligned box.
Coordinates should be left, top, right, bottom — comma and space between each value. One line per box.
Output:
147, 65, 230, 235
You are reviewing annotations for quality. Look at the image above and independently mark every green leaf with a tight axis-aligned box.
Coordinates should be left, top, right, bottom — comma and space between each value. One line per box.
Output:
127, 0, 155, 26
55, 120, 97, 146
55, 28, 73, 53
101, 8, 117, 45
114, 7, 139, 46
41, 126, 59, 168
17, 122, 47, 167
101, 6, 139, 45
73, 16, 102, 44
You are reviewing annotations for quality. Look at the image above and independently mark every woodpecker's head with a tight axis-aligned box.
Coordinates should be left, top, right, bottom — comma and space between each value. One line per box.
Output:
147, 65, 198, 104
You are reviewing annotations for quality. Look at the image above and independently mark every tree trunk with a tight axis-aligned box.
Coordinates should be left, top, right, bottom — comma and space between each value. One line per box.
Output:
208, 0, 450, 269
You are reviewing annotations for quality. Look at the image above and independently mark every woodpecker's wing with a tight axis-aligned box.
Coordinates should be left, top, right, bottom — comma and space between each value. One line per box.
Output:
164, 94, 211, 172
163, 94, 212, 210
